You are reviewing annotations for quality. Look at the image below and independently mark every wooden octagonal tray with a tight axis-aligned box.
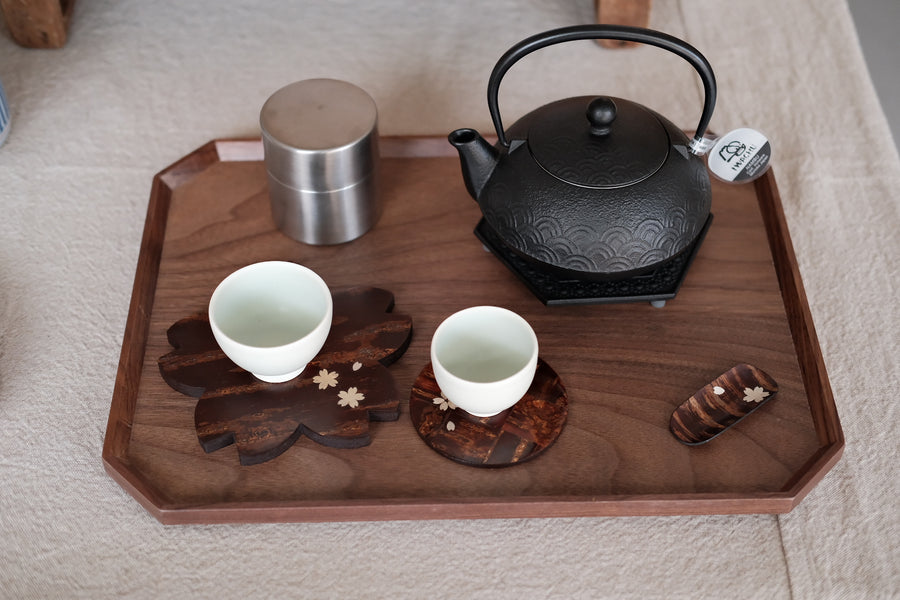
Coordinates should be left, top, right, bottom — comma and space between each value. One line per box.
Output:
102, 137, 843, 524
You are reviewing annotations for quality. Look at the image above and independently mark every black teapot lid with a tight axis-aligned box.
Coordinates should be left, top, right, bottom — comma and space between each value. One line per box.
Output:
527, 96, 669, 189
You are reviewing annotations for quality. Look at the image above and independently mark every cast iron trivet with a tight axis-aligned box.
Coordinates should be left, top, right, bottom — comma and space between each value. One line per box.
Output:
475, 216, 712, 306
158, 287, 412, 465
670, 363, 779, 445
409, 359, 567, 467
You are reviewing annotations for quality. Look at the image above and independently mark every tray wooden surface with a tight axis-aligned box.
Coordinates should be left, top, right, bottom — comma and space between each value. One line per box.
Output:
102, 137, 844, 524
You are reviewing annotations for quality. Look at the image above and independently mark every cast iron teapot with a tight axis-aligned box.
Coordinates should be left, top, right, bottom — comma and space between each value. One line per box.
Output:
449, 25, 717, 302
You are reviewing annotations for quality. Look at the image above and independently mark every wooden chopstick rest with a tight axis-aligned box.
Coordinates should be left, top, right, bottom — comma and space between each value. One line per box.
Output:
669, 364, 778, 445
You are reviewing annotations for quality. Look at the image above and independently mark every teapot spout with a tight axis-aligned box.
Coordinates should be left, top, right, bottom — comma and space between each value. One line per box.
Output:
448, 128, 498, 200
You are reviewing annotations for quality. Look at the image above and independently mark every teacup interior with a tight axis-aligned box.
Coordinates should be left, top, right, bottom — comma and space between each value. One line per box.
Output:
212, 267, 329, 348
434, 310, 536, 383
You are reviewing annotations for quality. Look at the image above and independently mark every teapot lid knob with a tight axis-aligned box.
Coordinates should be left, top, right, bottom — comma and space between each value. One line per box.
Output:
587, 97, 617, 136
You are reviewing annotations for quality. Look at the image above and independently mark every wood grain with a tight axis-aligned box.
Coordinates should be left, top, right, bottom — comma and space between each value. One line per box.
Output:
594, 0, 652, 48
670, 364, 778, 445
0, 0, 74, 48
157, 287, 412, 465
102, 137, 843, 523
409, 359, 567, 467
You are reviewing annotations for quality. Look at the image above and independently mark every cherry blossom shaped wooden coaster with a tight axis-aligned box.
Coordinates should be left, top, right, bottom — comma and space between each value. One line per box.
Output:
158, 287, 412, 465
409, 359, 567, 467
669, 363, 779, 445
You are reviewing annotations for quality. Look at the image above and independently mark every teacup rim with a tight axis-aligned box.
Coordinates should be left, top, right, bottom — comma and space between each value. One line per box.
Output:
430, 305, 539, 386
208, 260, 332, 352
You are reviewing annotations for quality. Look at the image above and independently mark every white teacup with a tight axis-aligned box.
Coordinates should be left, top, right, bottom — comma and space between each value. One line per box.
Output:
208, 261, 332, 383
430, 306, 539, 417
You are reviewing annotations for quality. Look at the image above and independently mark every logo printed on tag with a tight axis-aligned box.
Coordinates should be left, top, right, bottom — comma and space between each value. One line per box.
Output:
707, 128, 771, 183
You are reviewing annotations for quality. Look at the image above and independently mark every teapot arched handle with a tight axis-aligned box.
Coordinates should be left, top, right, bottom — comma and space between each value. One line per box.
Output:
488, 25, 716, 150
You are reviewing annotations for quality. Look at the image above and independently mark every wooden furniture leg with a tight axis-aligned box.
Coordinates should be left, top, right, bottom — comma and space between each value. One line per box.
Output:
0, 0, 75, 48
595, 0, 652, 48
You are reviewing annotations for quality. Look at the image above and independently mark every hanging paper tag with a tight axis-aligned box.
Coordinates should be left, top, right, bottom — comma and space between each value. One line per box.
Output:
706, 128, 771, 183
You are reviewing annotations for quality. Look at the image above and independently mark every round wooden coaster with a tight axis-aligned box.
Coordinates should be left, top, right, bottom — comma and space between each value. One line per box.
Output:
409, 358, 568, 467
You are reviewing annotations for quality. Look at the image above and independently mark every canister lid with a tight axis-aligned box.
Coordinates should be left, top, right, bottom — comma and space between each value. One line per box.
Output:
260, 79, 378, 191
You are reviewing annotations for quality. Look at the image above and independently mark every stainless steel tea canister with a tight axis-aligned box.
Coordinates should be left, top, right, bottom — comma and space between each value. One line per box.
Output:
260, 78, 380, 245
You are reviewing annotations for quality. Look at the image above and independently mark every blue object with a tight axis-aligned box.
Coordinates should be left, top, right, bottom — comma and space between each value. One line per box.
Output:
0, 82, 10, 146
0, 79, 10, 147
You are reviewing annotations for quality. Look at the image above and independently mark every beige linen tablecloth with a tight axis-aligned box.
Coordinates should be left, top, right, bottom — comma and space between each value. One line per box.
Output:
0, 1, 897, 597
